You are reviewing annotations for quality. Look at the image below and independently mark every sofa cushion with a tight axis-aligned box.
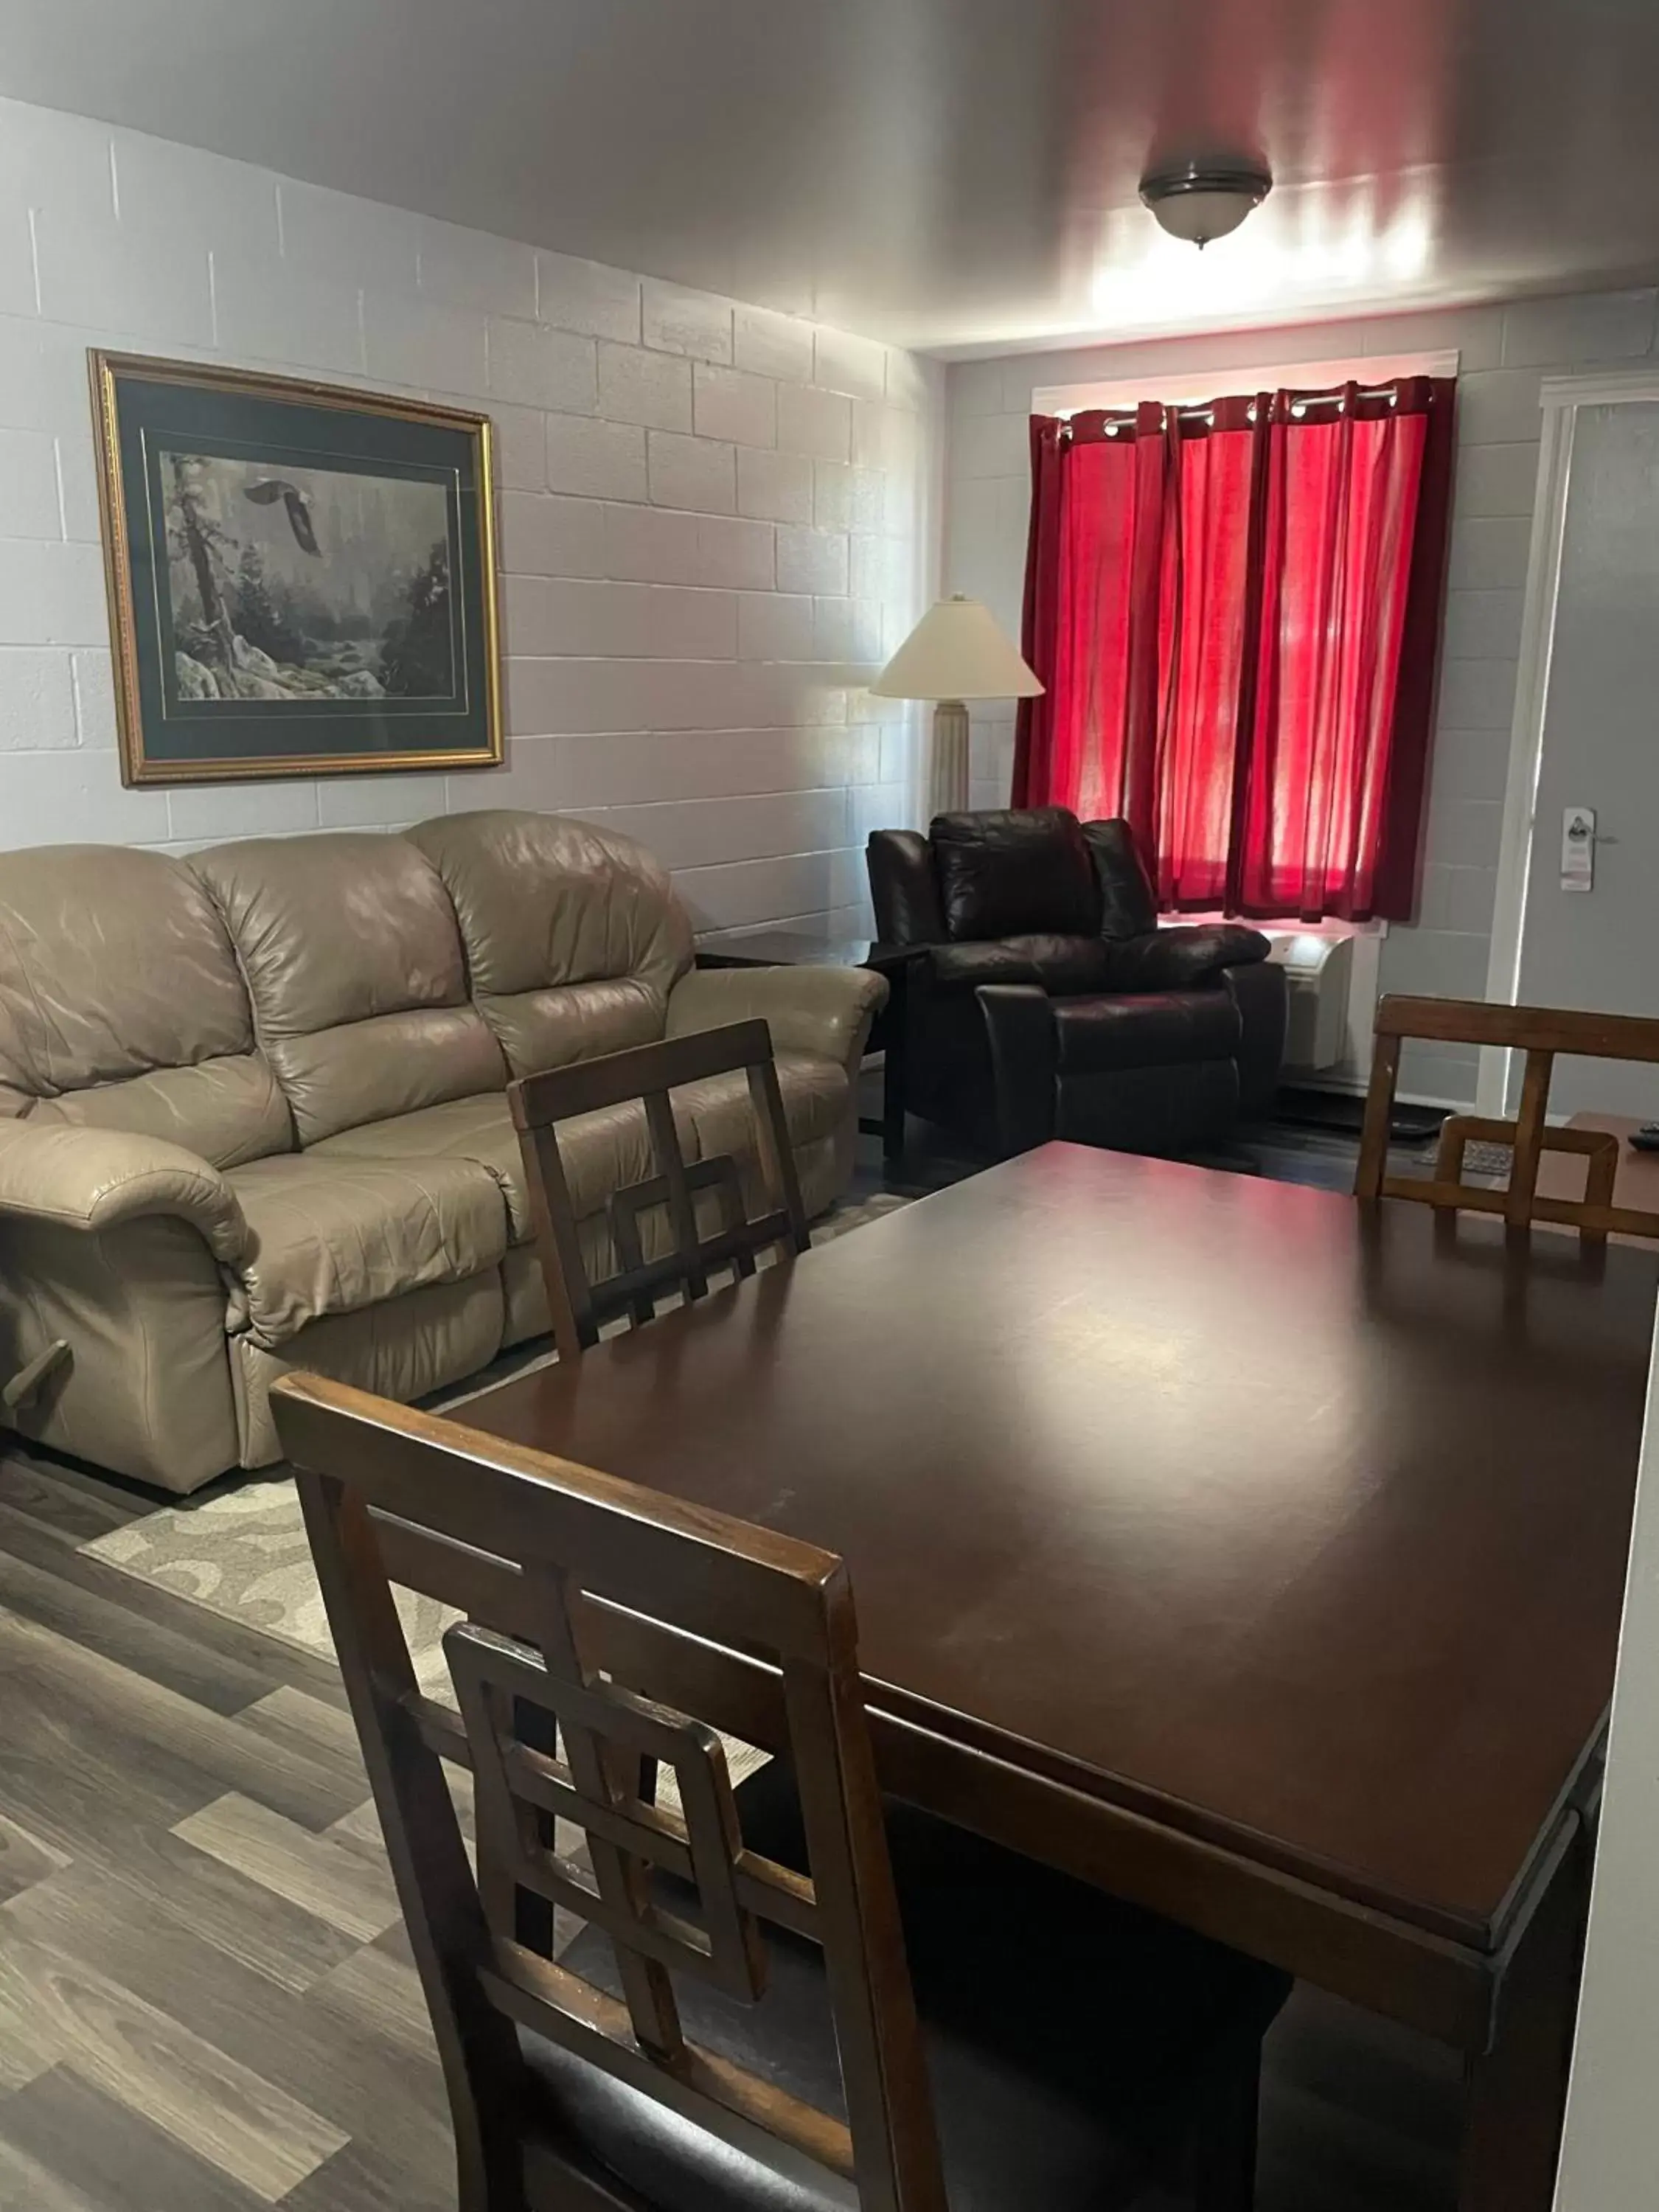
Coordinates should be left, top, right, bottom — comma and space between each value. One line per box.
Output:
0, 844, 289, 1166
930, 807, 1099, 942
312, 1091, 647, 1246
226, 1151, 509, 1347
406, 810, 692, 1077
193, 834, 505, 1147
312, 1054, 849, 1247
673, 1054, 848, 1186
1052, 989, 1242, 1076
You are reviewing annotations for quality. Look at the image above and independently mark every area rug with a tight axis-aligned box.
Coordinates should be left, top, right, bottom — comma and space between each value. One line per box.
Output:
82, 1191, 914, 1702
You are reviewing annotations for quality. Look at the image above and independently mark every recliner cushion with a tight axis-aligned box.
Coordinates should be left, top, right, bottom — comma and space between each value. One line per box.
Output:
1052, 989, 1241, 1075
535, 1761, 1288, 2212
1009, 933, 1113, 995
1081, 818, 1160, 939
930, 807, 1099, 942
928, 935, 1111, 998
1105, 923, 1272, 992
226, 1151, 509, 1346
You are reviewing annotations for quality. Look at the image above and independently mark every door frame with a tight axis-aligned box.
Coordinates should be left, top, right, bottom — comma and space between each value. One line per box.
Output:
1479, 368, 1659, 1113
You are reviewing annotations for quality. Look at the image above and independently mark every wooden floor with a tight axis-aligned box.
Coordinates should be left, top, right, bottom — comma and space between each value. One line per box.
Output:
0, 1114, 1468, 2211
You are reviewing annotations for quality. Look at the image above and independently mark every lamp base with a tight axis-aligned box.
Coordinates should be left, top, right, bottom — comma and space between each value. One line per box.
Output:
927, 698, 970, 818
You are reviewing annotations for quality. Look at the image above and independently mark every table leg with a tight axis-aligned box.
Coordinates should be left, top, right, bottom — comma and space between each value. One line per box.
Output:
1458, 1815, 1594, 2212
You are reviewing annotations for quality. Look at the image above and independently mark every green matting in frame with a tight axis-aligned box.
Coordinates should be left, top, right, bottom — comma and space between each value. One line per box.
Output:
91, 351, 503, 785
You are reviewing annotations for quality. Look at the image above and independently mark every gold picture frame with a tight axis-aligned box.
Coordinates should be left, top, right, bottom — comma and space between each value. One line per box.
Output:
90, 350, 504, 786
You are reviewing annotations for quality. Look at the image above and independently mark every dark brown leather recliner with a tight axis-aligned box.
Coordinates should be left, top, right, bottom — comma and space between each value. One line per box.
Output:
866, 807, 1287, 1157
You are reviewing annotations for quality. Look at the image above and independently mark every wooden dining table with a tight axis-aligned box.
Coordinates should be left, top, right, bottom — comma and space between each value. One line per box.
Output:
458, 1141, 1659, 2212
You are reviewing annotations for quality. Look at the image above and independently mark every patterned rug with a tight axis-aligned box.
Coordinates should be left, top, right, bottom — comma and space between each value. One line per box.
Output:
83, 1192, 913, 1698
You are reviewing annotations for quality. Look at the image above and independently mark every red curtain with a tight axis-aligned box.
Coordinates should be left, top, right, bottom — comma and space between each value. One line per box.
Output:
1013, 377, 1455, 922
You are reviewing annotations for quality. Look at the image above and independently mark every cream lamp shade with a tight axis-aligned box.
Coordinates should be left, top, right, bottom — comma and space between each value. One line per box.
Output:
869, 595, 1042, 815
870, 594, 1043, 703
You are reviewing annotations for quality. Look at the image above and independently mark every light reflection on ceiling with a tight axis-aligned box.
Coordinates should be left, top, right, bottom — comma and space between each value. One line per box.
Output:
0, 0, 1655, 352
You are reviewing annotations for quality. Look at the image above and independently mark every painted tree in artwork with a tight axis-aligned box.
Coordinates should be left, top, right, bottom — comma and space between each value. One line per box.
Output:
379, 540, 455, 698
230, 544, 305, 668
168, 454, 238, 684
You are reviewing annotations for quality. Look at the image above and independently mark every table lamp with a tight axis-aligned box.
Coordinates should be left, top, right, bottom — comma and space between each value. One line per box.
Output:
869, 594, 1043, 816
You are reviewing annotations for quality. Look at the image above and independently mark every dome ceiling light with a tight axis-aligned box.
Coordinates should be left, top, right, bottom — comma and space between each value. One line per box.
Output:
1138, 158, 1273, 248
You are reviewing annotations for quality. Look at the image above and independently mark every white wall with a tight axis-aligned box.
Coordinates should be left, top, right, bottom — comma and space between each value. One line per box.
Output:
942, 288, 1659, 1103
0, 96, 941, 937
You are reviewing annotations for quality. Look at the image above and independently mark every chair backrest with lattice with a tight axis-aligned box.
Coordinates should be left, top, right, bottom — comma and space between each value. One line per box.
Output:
1355, 995, 1659, 1240
508, 1018, 810, 1360
271, 1371, 945, 2212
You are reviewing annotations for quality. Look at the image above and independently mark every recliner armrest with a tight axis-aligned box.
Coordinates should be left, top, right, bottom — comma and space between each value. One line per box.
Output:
667, 965, 888, 1078
0, 1119, 248, 1263
866, 829, 946, 946
975, 984, 1057, 1158
1105, 924, 1271, 992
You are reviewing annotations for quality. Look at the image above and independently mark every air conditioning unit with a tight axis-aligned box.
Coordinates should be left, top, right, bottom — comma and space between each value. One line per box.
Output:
1264, 931, 1355, 1075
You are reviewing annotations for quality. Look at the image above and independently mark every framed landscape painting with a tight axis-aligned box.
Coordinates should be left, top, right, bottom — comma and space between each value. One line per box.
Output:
90, 352, 502, 785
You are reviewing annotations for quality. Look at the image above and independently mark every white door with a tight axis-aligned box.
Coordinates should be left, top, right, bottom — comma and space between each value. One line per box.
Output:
1513, 397, 1659, 1118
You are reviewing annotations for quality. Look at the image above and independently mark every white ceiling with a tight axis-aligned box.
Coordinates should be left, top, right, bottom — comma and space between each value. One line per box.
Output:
3, 0, 1658, 354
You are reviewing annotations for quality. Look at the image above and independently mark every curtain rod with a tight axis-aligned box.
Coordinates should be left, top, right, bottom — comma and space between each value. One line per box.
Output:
1059, 378, 1432, 431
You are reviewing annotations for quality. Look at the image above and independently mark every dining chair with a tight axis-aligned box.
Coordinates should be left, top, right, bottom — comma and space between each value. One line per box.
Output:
1355, 993, 1659, 1238
508, 1017, 810, 1360
272, 1371, 1290, 2212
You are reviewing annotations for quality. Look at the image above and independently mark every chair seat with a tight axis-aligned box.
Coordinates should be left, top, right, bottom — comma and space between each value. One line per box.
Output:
529, 1764, 1290, 2212
313, 1054, 848, 1245
226, 1150, 509, 1347
1054, 988, 1241, 1075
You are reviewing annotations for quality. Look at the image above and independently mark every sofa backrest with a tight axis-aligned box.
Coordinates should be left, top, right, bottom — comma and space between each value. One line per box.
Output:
406, 810, 692, 1077
0, 844, 291, 1166
192, 832, 506, 1147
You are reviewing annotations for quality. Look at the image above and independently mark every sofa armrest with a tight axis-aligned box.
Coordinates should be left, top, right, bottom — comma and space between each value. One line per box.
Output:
0, 1120, 248, 1264
1106, 924, 1271, 992
667, 964, 889, 1079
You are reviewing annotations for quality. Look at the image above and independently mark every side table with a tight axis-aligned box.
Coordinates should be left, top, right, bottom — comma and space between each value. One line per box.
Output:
692, 932, 917, 1166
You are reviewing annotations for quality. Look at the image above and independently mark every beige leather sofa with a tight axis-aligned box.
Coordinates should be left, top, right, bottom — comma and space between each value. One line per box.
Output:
0, 810, 884, 1495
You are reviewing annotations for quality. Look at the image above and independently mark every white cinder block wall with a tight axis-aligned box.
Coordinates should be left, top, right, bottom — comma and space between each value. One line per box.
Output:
942, 288, 1659, 1102
0, 96, 942, 936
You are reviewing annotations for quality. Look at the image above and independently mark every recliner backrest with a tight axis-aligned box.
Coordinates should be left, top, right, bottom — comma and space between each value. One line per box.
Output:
0, 844, 291, 1166
1081, 818, 1160, 939
928, 806, 1101, 942
406, 810, 692, 1079
193, 832, 505, 1147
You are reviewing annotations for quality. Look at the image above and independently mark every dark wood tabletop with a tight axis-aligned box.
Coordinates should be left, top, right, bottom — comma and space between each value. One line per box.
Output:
462, 1145, 1658, 1964
460, 1144, 1659, 2208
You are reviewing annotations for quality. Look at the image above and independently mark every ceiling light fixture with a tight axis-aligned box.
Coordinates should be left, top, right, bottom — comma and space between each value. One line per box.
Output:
1138, 158, 1273, 248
